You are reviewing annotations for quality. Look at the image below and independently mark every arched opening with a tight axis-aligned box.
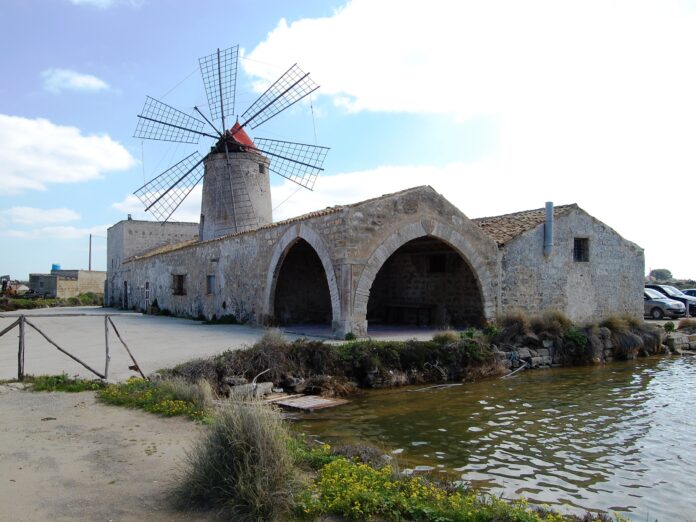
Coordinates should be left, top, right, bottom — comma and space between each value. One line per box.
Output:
366, 236, 484, 329
273, 238, 332, 326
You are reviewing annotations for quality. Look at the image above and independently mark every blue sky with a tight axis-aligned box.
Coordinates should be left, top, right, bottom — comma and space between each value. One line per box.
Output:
1, 0, 695, 280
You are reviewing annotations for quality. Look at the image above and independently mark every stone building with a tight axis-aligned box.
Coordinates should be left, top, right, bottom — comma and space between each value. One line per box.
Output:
29, 269, 106, 298
106, 186, 644, 337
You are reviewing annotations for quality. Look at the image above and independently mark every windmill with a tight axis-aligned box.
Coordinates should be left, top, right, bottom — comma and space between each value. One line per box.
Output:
132, 45, 329, 240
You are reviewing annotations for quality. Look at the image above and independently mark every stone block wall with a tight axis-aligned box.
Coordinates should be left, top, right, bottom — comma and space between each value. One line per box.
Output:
106, 219, 199, 306
117, 187, 501, 337
499, 207, 644, 323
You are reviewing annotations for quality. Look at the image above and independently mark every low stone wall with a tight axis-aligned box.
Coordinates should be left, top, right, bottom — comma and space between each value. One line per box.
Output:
494, 329, 694, 371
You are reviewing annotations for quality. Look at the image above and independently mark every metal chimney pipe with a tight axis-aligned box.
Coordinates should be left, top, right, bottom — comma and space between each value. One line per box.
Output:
543, 201, 553, 257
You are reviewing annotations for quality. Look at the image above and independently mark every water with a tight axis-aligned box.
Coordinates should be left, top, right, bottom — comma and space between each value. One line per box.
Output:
296, 357, 696, 520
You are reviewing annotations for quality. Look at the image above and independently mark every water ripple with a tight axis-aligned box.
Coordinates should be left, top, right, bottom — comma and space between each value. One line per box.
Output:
299, 357, 696, 520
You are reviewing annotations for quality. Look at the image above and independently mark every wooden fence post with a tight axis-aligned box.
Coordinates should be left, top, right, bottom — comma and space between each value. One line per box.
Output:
104, 315, 111, 382
18, 315, 25, 381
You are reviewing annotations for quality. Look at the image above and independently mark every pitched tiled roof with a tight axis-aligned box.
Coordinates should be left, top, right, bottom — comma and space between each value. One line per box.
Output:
127, 186, 432, 262
472, 204, 578, 246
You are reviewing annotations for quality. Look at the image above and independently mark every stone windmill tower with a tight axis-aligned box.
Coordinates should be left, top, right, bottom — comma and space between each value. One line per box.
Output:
132, 45, 329, 240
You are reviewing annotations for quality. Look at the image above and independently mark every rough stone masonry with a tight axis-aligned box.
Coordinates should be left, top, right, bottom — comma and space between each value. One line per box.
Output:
107, 185, 644, 338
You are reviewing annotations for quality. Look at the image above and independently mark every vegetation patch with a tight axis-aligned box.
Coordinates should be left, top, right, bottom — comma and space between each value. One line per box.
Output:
298, 457, 578, 521
171, 400, 295, 521
97, 377, 213, 421
163, 330, 504, 396
28, 373, 104, 392
0, 292, 103, 312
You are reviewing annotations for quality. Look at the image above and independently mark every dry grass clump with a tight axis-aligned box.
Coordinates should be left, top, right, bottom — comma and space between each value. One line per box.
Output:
493, 311, 531, 343
530, 310, 573, 337
678, 318, 696, 332
171, 400, 295, 520
432, 330, 461, 345
158, 378, 215, 411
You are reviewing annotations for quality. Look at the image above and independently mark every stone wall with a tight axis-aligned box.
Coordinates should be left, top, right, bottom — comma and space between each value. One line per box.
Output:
106, 219, 199, 306
499, 207, 644, 323
117, 187, 501, 337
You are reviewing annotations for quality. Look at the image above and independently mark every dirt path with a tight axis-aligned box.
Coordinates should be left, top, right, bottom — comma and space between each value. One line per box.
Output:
0, 384, 215, 521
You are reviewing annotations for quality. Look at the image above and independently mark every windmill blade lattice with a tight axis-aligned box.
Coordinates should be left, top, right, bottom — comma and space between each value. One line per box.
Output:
134, 96, 215, 143
253, 138, 328, 190
199, 45, 238, 130
239, 64, 319, 130
134, 152, 204, 222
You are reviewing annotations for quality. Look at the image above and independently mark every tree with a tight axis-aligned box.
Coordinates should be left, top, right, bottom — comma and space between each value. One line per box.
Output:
650, 268, 672, 282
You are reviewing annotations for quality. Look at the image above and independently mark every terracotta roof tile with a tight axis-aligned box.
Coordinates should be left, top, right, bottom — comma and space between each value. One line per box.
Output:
472, 204, 577, 246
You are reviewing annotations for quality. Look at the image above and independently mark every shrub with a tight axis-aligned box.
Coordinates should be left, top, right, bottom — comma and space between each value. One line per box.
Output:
344, 332, 356, 341
664, 321, 676, 333
171, 400, 295, 520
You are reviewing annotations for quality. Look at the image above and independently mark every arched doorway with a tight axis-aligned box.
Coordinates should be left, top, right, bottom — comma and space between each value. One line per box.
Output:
366, 236, 484, 329
273, 239, 333, 326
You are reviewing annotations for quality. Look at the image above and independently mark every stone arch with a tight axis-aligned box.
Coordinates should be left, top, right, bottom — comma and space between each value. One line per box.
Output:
354, 220, 497, 331
263, 223, 341, 326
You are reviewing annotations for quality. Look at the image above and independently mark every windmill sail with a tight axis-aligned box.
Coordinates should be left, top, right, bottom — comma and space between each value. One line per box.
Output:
199, 45, 238, 130
132, 44, 329, 227
252, 138, 328, 190
134, 96, 216, 143
239, 64, 319, 130
134, 152, 204, 222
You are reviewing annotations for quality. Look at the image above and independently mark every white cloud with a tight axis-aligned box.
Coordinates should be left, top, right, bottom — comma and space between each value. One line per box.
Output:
41, 68, 110, 94
0, 114, 136, 193
246, 0, 696, 279
1, 224, 109, 240
0, 207, 80, 225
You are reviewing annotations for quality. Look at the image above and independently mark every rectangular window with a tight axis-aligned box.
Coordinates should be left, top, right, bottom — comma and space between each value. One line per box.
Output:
206, 275, 215, 295
172, 274, 186, 295
573, 238, 590, 262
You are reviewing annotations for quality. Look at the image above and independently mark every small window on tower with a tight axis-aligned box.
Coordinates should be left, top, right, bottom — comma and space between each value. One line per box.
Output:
259, 163, 265, 174
206, 275, 215, 295
574, 238, 590, 262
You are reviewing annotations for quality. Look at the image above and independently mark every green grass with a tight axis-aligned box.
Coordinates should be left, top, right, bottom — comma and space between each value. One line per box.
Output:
28, 373, 104, 392
97, 377, 213, 422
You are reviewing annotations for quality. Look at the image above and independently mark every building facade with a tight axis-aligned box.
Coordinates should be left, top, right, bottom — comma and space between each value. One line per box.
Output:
106, 186, 644, 337
29, 269, 107, 298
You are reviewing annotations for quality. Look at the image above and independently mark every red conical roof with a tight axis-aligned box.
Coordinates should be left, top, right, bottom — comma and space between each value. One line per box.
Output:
230, 122, 255, 148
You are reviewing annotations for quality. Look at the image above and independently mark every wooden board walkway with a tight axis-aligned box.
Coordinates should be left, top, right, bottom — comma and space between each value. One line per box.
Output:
265, 393, 349, 412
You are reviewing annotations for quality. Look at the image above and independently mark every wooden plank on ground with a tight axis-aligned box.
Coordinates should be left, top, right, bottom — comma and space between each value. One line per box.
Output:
274, 395, 349, 412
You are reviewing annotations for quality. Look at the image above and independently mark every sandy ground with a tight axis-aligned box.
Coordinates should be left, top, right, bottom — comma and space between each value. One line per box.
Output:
0, 384, 215, 522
